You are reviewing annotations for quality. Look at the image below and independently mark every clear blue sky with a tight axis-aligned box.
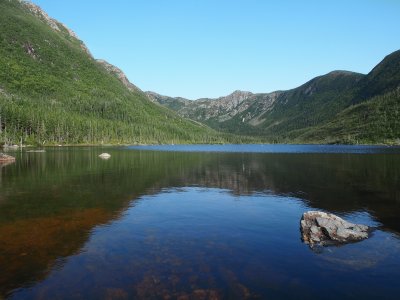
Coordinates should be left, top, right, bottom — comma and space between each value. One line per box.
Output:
32, 0, 400, 99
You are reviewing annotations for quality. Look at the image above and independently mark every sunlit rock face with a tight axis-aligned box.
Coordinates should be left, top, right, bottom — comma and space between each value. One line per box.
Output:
96, 60, 141, 92
300, 211, 369, 248
19, 0, 92, 56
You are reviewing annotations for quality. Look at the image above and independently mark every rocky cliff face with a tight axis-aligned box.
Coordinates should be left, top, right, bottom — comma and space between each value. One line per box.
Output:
146, 90, 281, 127
97, 59, 141, 92
181, 90, 253, 121
19, 0, 92, 56
20, 1, 141, 94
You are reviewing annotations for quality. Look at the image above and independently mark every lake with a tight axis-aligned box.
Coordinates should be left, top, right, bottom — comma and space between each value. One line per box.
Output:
1, 145, 400, 299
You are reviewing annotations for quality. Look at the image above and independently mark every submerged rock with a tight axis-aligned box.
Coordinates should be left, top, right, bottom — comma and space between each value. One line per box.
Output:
300, 211, 369, 248
98, 153, 111, 159
0, 153, 16, 162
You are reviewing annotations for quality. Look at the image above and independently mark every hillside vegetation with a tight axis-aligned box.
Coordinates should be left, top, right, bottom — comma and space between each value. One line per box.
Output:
297, 90, 400, 144
1, 0, 398, 145
0, 0, 249, 145
150, 51, 400, 144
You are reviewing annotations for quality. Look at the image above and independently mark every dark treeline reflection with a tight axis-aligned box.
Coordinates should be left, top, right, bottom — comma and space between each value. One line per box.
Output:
0, 147, 399, 297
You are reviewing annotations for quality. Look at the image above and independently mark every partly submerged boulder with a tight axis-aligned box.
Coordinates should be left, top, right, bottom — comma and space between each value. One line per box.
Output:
300, 211, 369, 248
0, 153, 16, 162
99, 153, 111, 159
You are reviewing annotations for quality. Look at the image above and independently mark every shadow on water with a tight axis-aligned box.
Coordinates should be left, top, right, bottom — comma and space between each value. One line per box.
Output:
0, 146, 399, 298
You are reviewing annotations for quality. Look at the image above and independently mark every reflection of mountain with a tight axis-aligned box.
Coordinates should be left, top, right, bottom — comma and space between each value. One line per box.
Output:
175, 153, 400, 231
0, 208, 112, 296
0, 148, 399, 296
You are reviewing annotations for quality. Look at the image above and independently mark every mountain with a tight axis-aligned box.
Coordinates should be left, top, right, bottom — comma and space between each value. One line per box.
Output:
149, 50, 400, 144
300, 51, 400, 144
293, 50, 400, 144
146, 91, 191, 111
354, 50, 400, 102
297, 89, 400, 144
0, 0, 246, 145
1, 0, 398, 145
146, 90, 286, 136
96, 59, 141, 93
147, 71, 363, 137
254, 70, 363, 138
147, 90, 255, 123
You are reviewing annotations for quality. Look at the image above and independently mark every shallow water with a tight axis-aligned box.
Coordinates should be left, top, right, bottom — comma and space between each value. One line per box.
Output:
1, 145, 400, 299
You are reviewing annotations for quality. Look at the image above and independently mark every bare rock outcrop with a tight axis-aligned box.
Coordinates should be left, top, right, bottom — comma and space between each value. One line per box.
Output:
300, 211, 369, 248
96, 60, 141, 92
19, 0, 92, 56
146, 90, 281, 126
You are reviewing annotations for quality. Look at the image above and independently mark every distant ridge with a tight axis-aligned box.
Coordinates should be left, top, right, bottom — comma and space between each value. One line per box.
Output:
149, 50, 400, 144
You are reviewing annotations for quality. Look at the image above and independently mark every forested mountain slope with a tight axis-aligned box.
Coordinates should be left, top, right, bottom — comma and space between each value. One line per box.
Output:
150, 50, 400, 144
0, 0, 240, 145
297, 89, 400, 144
1, 0, 398, 145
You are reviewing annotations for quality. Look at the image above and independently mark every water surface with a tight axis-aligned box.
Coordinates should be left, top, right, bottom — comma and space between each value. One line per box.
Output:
1, 145, 399, 299
129, 143, 400, 154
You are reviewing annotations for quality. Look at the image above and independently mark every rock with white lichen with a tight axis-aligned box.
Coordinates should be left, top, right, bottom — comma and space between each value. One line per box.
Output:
300, 211, 369, 248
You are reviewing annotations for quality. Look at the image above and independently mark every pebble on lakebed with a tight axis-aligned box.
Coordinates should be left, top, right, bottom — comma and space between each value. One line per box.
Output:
0, 153, 16, 162
300, 211, 370, 248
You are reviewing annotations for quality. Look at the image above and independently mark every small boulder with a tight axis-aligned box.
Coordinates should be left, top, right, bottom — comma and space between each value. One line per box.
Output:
98, 153, 111, 159
300, 211, 369, 248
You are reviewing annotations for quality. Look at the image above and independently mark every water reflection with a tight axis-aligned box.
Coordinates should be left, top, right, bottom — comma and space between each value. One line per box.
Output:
0, 147, 399, 299
6, 188, 400, 300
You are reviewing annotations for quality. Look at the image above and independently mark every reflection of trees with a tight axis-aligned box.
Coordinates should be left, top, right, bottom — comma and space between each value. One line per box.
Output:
0, 149, 210, 296
0, 208, 111, 297
0, 160, 15, 188
176, 153, 400, 232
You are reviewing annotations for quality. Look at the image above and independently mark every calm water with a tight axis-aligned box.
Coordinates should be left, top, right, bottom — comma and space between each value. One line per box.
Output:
0, 145, 400, 299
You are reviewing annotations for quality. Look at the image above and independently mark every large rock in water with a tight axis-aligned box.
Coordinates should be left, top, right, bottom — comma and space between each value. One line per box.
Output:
300, 211, 369, 247
98, 153, 111, 159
